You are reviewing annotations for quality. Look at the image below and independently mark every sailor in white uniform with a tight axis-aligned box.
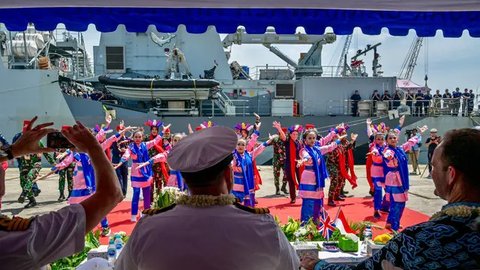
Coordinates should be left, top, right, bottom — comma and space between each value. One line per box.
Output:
116, 126, 300, 270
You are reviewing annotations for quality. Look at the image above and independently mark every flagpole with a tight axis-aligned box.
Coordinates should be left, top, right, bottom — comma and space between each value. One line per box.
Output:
324, 208, 330, 243
333, 206, 342, 223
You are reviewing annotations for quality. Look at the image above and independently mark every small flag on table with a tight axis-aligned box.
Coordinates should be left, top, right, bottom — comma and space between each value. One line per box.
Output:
333, 208, 354, 234
318, 208, 336, 240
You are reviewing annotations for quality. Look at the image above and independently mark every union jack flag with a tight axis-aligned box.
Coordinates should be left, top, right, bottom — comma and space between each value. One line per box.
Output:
318, 209, 336, 239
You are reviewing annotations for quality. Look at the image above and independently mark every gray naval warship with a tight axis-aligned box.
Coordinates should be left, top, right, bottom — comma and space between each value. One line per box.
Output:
1, 24, 479, 164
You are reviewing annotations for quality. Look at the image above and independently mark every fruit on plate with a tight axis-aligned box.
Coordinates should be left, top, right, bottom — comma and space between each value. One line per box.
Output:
373, 233, 393, 245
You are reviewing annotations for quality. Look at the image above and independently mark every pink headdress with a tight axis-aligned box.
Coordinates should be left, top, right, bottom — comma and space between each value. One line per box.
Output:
332, 124, 350, 134
234, 122, 253, 132
288, 125, 303, 133
200, 120, 216, 129
144, 119, 163, 129
371, 122, 389, 135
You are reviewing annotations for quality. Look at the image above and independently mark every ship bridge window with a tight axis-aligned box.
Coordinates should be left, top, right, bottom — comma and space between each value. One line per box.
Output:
106, 46, 124, 71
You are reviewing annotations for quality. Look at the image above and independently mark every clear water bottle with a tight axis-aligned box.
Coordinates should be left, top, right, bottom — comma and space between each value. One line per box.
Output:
114, 234, 124, 258
361, 225, 372, 254
107, 238, 117, 265
363, 225, 372, 241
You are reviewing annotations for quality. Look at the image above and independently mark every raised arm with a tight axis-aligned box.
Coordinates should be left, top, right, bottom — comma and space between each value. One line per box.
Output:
52, 150, 74, 171
101, 133, 120, 151
251, 135, 275, 160
273, 121, 286, 141
318, 130, 337, 146
318, 140, 339, 155
247, 130, 259, 152
146, 135, 162, 149
366, 118, 374, 137
401, 135, 419, 152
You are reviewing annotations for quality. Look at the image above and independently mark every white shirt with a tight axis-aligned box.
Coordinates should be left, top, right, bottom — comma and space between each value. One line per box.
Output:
116, 204, 300, 270
0, 204, 86, 270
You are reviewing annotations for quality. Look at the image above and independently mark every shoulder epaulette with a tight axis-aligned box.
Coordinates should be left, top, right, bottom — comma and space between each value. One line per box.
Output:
142, 204, 176, 216
0, 215, 33, 231
234, 202, 270, 214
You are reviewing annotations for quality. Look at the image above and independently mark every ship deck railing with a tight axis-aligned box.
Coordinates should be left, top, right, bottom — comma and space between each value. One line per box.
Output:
345, 97, 477, 118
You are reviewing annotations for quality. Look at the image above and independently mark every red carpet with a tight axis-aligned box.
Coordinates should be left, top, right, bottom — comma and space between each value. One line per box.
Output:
97, 197, 429, 244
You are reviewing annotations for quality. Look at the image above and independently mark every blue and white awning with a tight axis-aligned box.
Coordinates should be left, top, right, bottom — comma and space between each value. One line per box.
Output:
1, 0, 480, 36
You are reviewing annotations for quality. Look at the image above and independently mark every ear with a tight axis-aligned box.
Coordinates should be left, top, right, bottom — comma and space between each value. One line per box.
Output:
447, 166, 457, 187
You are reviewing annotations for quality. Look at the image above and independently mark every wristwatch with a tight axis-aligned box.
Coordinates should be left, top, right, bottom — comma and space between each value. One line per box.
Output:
0, 144, 14, 160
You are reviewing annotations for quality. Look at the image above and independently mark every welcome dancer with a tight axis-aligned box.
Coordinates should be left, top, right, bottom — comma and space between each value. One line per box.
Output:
367, 117, 404, 218
144, 120, 170, 196
115, 129, 164, 222
373, 127, 425, 231
234, 120, 263, 192
275, 121, 302, 204
298, 128, 339, 224
232, 135, 275, 207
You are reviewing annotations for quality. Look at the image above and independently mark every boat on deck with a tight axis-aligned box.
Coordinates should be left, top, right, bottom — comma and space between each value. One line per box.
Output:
98, 72, 219, 102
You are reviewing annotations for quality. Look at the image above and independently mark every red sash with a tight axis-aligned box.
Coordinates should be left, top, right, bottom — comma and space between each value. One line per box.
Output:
339, 147, 358, 189
253, 160, 262, 190
288, 139, 299, 188
150, 134, 170, 181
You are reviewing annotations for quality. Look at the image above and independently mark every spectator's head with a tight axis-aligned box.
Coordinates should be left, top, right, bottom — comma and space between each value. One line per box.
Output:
445, 89, 450, 93
464, 88, 469, 93
384, 90, 389, 94
456, 87, 460, 92
417, 89, 422, 93
430, 128, 438, 138
373, 90, 378, 94
436, 89, 440, 94
169, 126, 236, 194
431, 128, 480, 202
354, 90, 359, 94
469, 89, 473, 94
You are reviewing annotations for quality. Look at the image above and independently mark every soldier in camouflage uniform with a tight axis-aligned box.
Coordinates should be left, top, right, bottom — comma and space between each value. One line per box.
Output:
326, 130, 357, 207
55, 149, 75, 201
271, 132, 288, 195
16, 142, 56, 208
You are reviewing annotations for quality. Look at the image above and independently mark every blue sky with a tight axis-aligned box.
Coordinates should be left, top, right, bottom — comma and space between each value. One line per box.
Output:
82, 26, 480, 94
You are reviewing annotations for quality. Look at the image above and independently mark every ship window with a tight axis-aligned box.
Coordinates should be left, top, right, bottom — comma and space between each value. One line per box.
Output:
105, 46, 124, 71
275, 84, 294, 98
